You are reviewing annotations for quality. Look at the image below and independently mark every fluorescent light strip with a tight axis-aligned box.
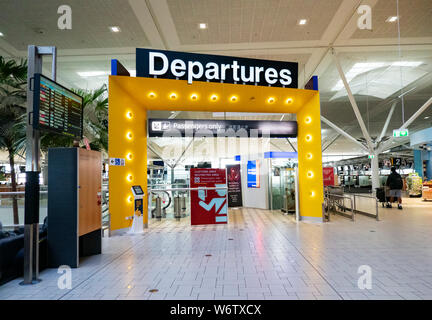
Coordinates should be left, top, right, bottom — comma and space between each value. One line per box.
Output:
332, 61, 423, 91
77, 71, 108, 77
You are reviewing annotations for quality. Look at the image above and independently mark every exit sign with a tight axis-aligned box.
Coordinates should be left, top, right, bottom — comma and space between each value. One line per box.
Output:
368, 155, 374, 159
393, 129, 409, 137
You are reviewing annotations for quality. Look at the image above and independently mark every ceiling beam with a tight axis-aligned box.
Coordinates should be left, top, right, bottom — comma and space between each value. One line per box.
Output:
332, 49, 375, 152
147, 0, 181, 50
321, 116, 369, 152
128, 0, 165, 49
378, 97, 432, 153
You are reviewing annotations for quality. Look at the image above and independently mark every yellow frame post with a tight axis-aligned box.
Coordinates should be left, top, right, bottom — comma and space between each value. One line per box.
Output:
108, 76, 323, 231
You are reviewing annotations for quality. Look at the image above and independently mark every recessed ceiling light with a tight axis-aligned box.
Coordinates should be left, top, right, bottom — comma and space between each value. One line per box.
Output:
198, 23, 208, 29
386, 16, 398, 23
425, 116, 430, 119
0, 32, 4, 37
298, 19, 308, 25
109, 26, 121, 33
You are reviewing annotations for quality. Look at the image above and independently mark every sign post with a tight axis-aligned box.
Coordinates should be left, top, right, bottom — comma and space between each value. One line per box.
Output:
22, 46, 57, 285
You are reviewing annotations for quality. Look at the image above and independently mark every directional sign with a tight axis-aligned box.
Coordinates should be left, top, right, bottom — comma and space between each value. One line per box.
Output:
393, 129, 409, 138
109, 158, 125, 166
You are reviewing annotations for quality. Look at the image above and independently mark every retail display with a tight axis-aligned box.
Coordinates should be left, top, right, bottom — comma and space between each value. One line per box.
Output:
422, 180, 432, 201
407, 172, 423, 197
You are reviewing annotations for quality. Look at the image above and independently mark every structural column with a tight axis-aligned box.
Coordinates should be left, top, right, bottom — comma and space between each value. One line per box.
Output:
371, 153, 380, 192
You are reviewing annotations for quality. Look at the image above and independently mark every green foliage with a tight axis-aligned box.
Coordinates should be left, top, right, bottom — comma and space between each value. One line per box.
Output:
0, 57, 27, 156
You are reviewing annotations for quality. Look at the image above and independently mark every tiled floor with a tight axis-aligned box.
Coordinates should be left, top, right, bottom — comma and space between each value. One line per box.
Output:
1, 197, 432, 300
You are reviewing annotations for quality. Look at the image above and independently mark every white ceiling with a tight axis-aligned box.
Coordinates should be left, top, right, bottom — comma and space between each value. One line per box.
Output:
0, 0, 431, 159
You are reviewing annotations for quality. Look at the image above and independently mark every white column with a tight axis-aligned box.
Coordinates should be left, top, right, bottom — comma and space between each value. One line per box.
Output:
371, 153, 380, 193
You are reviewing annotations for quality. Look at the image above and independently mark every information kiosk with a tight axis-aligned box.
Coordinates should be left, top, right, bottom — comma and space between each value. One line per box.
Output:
128, 185, 145, 234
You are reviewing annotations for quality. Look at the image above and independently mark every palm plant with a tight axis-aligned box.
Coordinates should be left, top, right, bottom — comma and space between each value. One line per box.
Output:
75, 84, 108, 153
0, 57, 27, 225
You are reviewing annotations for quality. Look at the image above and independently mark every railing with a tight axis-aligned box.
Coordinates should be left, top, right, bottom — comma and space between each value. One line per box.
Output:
352, 193, 379, 221
324, 188, 379, 222
101, 185, 110, 237
148, 186, 227, 221
0, 190, 48, 229
324, 191, 355, 221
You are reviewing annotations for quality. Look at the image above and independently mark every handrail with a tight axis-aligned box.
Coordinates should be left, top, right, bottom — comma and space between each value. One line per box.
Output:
0, 191, 48, 196
149, 186, 227, 192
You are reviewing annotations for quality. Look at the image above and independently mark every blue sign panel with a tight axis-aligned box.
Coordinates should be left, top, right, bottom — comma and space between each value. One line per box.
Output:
264, 151, 298, 159
247, 160, 260, 188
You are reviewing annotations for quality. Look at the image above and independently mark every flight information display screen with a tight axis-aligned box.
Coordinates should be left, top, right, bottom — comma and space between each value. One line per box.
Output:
33, 73, 83, 139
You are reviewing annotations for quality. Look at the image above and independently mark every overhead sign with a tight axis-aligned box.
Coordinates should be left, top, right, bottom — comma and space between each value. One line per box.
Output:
148, 118, 297, 138
393, 129, 409, 138
226, 164, 243, 207
136, 48, 298, 88
247, 160, 260, 188
190, 168, 228, 225
33, 73, 83, 139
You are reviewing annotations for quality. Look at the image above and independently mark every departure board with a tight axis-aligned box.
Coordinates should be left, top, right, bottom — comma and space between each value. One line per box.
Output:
33, 74, 83, 139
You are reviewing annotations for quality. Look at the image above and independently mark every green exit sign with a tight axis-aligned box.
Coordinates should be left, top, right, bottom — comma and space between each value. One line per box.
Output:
368, 155, 374, 159
393, 129, 409, 137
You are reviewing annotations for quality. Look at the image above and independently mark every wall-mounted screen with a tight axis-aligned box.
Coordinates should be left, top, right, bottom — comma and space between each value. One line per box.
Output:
33, 73, 83, 139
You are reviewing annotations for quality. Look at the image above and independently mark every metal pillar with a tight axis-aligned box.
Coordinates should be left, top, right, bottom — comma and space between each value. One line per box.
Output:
21, 46, 57, 285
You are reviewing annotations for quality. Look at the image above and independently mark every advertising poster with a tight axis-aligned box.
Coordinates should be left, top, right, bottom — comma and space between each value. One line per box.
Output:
226, 164, 243, 207
247, 160, 260, 188
323, 167, 335, 186
190, 168, 228, 225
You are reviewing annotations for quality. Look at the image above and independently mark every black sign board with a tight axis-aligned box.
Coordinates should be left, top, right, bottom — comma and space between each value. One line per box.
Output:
137, 48, 298, 88
148, 119, 297, 138
227, 164, 243, 207
33, 73, 83, 139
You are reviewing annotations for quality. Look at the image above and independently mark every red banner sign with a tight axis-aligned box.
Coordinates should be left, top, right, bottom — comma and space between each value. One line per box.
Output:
323, 167, 335, 186
190, 168, 227, 225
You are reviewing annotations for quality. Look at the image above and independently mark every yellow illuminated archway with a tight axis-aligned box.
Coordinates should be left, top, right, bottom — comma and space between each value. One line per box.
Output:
108, 76, 323, 231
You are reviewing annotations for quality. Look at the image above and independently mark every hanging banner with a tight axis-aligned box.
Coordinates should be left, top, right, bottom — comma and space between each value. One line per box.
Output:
190, 168, 228, 225
226, 164, 243, 207
323, 167, 335, 186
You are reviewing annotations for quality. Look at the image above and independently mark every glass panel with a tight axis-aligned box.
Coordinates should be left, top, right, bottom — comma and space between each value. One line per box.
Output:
271, 166, 283, 210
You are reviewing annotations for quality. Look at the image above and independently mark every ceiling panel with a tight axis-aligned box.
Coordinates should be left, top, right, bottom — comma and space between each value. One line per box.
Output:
168, 0, 343, 45
0, 0, 150, 51
352, 0, 432, 39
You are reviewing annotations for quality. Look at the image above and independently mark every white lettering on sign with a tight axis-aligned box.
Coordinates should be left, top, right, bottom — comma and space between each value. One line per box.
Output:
148, 52, 293, 86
